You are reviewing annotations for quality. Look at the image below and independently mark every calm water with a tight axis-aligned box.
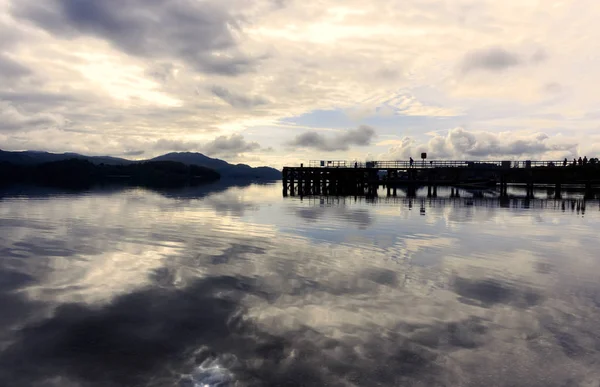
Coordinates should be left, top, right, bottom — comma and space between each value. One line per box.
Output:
1, 183, 600, 386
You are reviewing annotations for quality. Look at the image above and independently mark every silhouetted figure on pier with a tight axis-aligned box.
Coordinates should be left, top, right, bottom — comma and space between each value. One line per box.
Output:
354, 162, 358, 168
573, 158, 577, 166
583, 156, 588, 165
409, 157, 414, 167
563, 158, 567, 167
578, 157, 583, 166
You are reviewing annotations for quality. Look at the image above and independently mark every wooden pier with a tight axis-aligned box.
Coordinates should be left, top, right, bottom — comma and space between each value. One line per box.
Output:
282, 160, 600, 198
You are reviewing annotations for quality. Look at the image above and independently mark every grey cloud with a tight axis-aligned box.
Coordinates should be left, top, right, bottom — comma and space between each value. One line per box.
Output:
0, 54, 31, 79
460, 46, 548, 74
0, 102, 64, 132
153, 134, 261, 157
289, 125, 376, 151
460, 47, 521, 73
146, 63, 178, 84
542, 82, 563, 94
531, 48, 548, 64
123, 150, 145, 157
12, 0, 258, 75
211, 86, 269, 109
203, 134, 261, 156
153, 139, 201, 152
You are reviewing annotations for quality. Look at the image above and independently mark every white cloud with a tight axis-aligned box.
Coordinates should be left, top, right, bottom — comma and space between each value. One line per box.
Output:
379, 128, 580, 160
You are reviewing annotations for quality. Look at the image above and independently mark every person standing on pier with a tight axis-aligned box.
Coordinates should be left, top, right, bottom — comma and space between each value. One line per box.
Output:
578, 157, 583, 166
563, 158, 568, 167
583, 156, 588, 165
409, 157, 414, 167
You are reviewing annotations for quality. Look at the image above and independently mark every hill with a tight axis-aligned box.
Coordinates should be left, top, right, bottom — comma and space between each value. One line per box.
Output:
0, 150, 281, 179
0, 149, 131, 165
149, 152, 281, 179
0, 159, 220, 189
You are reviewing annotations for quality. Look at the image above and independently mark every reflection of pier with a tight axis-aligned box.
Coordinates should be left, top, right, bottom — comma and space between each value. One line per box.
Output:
282, 160, 600, 199
300, 196, 596, 215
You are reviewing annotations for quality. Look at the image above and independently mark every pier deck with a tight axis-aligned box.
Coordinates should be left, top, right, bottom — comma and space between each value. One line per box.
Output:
282, 160, 600, 198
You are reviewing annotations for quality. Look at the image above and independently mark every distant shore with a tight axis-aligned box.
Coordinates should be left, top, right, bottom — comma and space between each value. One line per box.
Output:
0, 159, 221, 189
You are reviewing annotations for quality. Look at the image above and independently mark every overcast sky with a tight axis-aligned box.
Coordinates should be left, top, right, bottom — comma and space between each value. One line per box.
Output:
1, 0, 599, 168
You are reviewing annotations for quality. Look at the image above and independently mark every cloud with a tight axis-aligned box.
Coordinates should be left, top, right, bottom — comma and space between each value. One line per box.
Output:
0, 102, 65, 132
122, 150, 145, 157
12, 0, 258, 75
211, 86, 269, 109
288, 125, 376, 151
459, 46, 549, 75
380, 128, 578, 160
153, 134, 262, 157
460, 47, 522, 73
1, 0, 599, 167
153, 139, 201, 152
203, 134, 261, 156
0, 54, 31, 79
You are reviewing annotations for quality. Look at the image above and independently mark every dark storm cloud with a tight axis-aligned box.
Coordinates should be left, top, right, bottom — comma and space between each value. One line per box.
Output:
460, 46, 521, 73
211, 86, 269, 108
12, 0, 259, 75
289, 125, 376, 151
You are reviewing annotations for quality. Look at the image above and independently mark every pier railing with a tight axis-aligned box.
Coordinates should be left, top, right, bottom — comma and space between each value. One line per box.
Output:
307, 160, 567, 169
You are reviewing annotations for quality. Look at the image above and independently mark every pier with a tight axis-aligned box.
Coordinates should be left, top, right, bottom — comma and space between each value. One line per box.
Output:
282, 160, 600, 198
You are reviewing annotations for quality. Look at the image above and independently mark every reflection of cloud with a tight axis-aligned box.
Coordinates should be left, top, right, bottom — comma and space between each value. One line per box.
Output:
1, 184, 600, 386
453, 276, 543, 308
295, 206, 373, 229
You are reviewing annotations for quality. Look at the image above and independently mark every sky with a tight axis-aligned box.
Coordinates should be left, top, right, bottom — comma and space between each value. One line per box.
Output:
1, 0, 600, 168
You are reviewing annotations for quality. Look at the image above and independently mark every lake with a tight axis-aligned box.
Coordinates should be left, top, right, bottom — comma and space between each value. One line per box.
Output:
1, 182, 599, 386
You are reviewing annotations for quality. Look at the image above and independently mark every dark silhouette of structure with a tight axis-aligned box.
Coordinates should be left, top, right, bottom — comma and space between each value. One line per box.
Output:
282, 159, 600, 198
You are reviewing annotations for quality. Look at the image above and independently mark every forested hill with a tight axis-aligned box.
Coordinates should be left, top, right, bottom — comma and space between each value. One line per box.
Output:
0, 159, 220, 189
0, 150, 281, 180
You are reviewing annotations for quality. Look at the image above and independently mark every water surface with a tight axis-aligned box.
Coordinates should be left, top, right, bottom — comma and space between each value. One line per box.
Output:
1, 183, 599, 386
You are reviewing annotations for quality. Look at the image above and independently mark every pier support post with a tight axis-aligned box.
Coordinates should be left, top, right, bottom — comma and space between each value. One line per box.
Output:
585, 181, 593, 199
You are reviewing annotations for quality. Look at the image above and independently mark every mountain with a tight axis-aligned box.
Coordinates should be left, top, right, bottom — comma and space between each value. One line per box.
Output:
0, 159, 220, 189
0, 149, 131, 165
0, 150, 281, 179
150, 152, 281, 179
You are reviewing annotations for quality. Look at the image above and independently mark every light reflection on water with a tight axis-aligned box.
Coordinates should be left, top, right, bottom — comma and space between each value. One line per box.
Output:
1, 183, 600, 386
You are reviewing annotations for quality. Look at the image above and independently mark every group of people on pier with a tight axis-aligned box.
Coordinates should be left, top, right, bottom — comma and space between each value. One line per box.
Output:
563, 157, 598, 166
